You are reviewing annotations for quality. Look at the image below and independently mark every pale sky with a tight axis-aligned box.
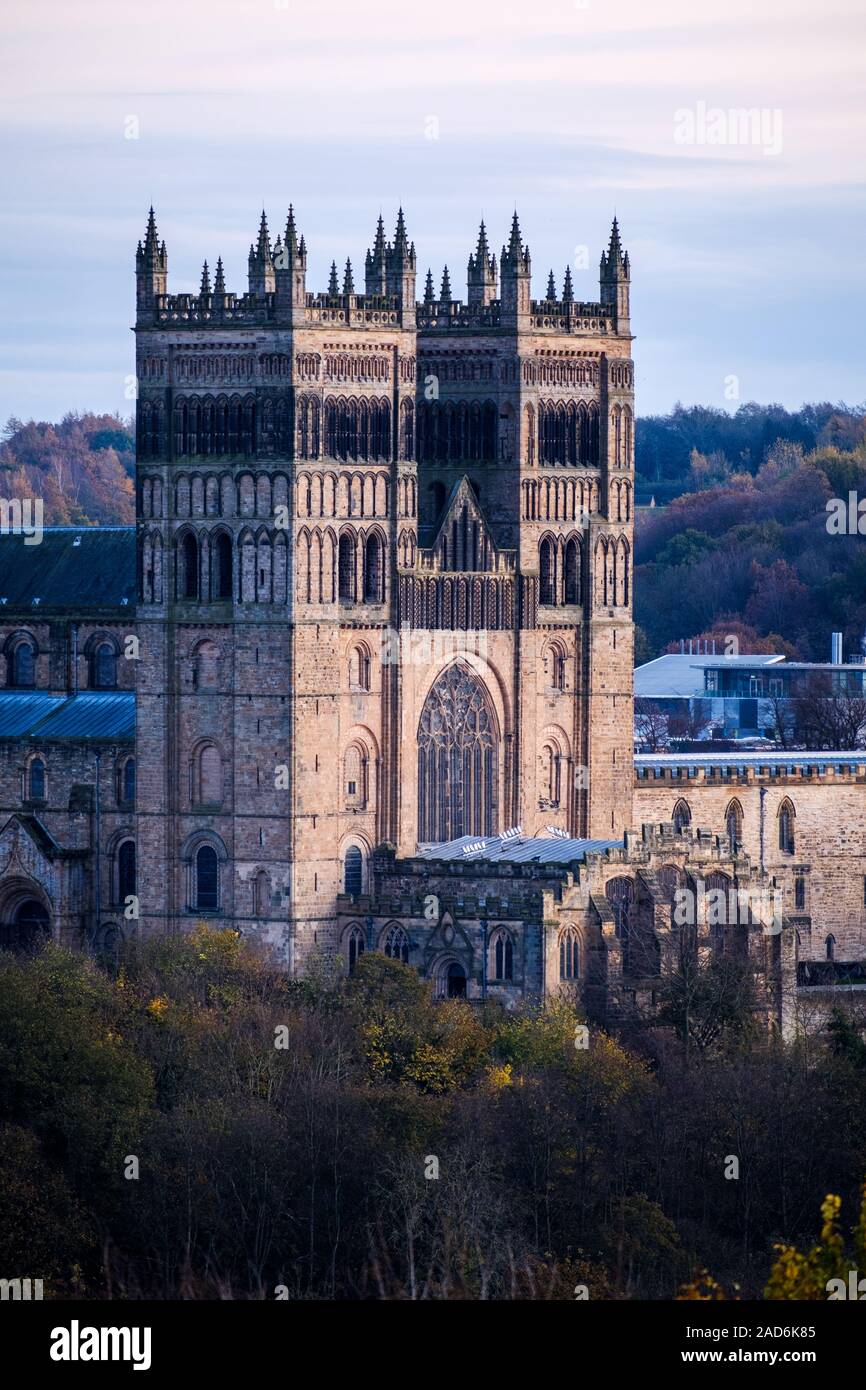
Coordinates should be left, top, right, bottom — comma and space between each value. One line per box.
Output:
0, 0, 863, 420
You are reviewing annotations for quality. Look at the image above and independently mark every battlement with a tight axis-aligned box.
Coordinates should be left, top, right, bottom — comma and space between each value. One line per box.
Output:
635, 753, 866, 788
415, 297, 616, 335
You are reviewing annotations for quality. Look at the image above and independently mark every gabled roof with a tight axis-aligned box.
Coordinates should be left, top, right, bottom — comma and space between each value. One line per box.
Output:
0, 527, 136, 610
423, 475, 498, 562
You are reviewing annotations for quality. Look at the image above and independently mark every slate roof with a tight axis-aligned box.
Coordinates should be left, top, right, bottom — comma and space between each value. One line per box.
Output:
416, 832, 623, 864
634, 653, 784, 699
0, 527, 136, 610
0, 692, 134, 741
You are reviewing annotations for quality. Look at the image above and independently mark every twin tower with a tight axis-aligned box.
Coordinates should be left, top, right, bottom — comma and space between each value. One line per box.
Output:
133, 205, 635, 969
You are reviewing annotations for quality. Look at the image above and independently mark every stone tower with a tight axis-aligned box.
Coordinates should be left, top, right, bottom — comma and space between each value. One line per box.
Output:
133, 204, 633, 970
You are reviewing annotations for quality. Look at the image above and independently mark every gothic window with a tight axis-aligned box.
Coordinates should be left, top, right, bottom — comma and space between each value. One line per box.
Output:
491, 929, 514, 982
347, 924, 365, 974
338, 533, 356, 602
118, 840, 136, 902
606, 876, 636, 973
539, 538, 556, 605
29, 757, 46, 802
214, 532, 233, 599
344, 846, 363, 895
725, 799, 743, 852
417, 664, 498, 843
383, 925, 409, 963
559, 926, 579, 980
195, 845, 219, 911
672, 799, 691, 833
826, 934, 835, 962
778, 800, 795, 854
92, 641, 117, 689
180, 532, 199, 600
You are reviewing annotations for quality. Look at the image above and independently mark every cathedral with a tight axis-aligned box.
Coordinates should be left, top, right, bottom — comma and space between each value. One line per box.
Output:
0, 205, 860, 1036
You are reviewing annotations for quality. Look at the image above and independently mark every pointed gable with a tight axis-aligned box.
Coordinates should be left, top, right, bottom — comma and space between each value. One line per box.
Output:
431, 476, 498, 573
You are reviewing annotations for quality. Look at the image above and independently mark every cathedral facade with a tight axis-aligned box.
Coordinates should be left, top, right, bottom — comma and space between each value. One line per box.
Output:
0, 204, 860, 1036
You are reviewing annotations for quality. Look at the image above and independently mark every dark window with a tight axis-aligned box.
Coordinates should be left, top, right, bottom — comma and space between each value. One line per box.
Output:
778, 804, 795, 854
344, 846, 362, 895
539, 538, 556, 605
338, 534, 355, 602
794, 876, 805, 910
564, 539, 580, 604
182, 533, 199, 600
122, 758, 136, 804
195, 845, 219, 910
493, 932, 513, 981
93, 642, 117, 689
364, 534, 382, 602
559, 928, 579, 980
11, 642, 35, 688
29, 758, 45, 801
826, 934, 836, 962
384, 927, 409, 963
417, 664, 498, 843
215, 533, 233, 599
348, 926, 365, 974
118, 840, 136, 901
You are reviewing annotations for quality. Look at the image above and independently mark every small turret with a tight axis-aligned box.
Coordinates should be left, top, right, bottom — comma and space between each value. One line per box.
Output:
423, 268, 435, 305
467, 220, 497, 306
135, 207, 168, 320
328, 261, 340, 296
546, 270, 557, 301
274, 204, 307, 325
599, 216, 630, 333
500, 211, 531, 328
562, 264, 574, 304
248, 210, 275, 296
199, 261, 211, 297
342, 259, 355, 296
440, 265, 452, 303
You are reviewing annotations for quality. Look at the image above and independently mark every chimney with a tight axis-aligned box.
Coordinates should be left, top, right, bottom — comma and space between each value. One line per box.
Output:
831, 632, 843, 665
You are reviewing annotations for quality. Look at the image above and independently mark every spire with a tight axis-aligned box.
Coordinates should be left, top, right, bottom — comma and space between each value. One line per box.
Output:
546, 270, 557, 300
214, 257, 226, 295
256, 209, 272, 259
507, 210, 523, 258
373, 213, 387, 258
599, 215, 630, 330
328, 260, 340, 295
342, 258, 355, 295
142, 206, 159, 255
424, 268, 435, 304
135, 207, 167, 317
467, 218, 498, 306
476, 219, 490, 262
283, 204, 300, 259
440, 265, 452, 301
199, 260, 211, 296
393, 206, 408, 255
366, 212, 389, 295
562, 264, 574, 303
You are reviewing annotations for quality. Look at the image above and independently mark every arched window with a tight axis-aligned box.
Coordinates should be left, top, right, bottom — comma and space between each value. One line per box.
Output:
539, 538, 556, 605
344, 745, 369, 809
725, 799, 743, 852
672, 799, 691, 833
29, 757, 46, 802
351, 645, 371, 691
344, 846, 363, 895
10, 640, 35, 688
547, 645, 566, 691
347, 925, 365, 975
181, 532, 199, 600
253, 869, 269, 917
92, 642, 117, 689
491, 929, 514, 982
417, 664, 498, 842
541, 743, 561, 805
118, 840, 136, 901
564, 538, 580, 604
193, 744, 222, 806
778, 800, 795, 854
383, 925, 409, 963
214, 532, 233, 600
120, 757, 135, 805
195, 845, 219, 911
559, 926, 579, 980
338, 533, 356, 602
826, 934, 836, 962
363, 534, 382, 603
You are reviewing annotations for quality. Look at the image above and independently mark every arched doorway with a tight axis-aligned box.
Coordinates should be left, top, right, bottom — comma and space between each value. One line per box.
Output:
0, 897, 50, 953
417, 663, 499, 843
446, 961, 466, 999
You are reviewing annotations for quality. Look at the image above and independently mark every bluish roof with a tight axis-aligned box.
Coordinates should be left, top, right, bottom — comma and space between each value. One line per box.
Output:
416, 832, 623, 865
0, 692, 134, 741
0, 527, 136, 610
635, 751, 863, 771
634, 653, 784, 699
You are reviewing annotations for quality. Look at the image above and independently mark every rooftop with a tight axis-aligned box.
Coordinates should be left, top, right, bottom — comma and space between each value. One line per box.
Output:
416, 832, 623, 865
0, 692, 134, 741
634, 653, 784, 699
0, 528, 136, 610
